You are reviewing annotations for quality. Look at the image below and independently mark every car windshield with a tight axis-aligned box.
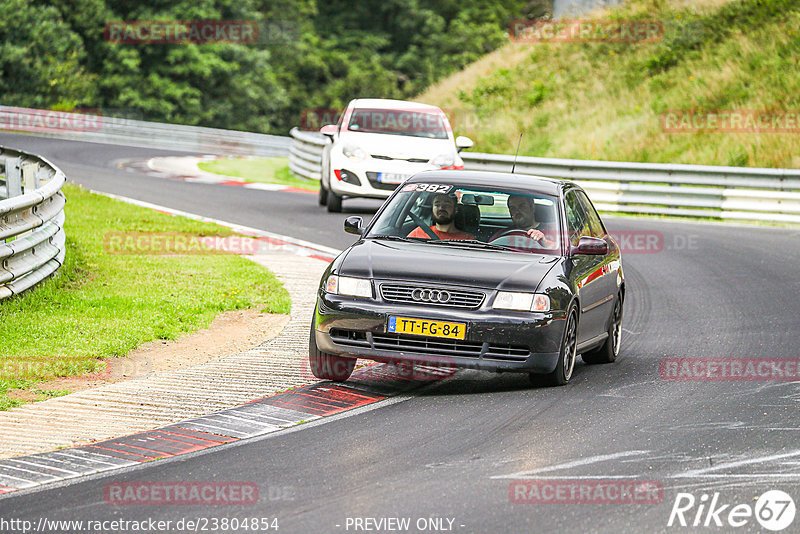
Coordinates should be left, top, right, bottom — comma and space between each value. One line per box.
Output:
366, 182, 562, 254
347, 108, 449, 139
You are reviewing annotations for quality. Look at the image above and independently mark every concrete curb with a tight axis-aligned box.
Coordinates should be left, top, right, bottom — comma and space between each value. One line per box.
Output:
117, 155, 316, 194
0, 251, 328, 461
0, 362, 454, 498
0, 184, 456, 498
0, 193, 334, 473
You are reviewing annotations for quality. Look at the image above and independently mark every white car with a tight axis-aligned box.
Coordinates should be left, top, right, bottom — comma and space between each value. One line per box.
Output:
318, 98, 473, 212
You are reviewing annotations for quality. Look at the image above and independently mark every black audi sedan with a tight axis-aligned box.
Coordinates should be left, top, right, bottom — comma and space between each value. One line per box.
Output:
309, 170, 624, 386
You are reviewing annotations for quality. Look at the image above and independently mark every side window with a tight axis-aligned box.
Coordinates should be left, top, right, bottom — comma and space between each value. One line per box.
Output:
577, 191, 606, 238
564, 191, 590, 247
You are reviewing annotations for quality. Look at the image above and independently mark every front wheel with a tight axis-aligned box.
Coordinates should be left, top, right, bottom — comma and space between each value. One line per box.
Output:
327, 191, 343, 213
319, 149, 331, 206
309, 327, 355, 381
533, 306, 578, 387
582, 293, 623, 364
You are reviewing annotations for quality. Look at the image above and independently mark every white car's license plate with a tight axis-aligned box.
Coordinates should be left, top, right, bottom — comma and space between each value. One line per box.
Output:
377, 172, 410, 184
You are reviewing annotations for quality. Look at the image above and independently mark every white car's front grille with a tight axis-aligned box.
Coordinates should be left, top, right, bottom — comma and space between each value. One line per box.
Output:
371, 154, 428, 163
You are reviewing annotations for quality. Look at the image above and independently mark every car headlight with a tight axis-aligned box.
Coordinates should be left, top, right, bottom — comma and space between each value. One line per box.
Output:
430, 153, 455, 168
326, 275, 372, 298
342, 144, 368, 160
493, 292, 550, 312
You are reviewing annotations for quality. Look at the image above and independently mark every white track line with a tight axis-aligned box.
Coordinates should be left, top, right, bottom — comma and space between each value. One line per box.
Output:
88, 189, 341, 260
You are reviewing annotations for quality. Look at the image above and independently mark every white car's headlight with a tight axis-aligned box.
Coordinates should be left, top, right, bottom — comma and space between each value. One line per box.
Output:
342, 144, 368, 160
493, 292, 550, 312
326, 275, 372, 298
430, 153, 455, 168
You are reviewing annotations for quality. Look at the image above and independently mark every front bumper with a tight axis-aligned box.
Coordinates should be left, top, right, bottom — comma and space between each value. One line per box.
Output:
329, 159, 439, 199
314, 291, 565, 374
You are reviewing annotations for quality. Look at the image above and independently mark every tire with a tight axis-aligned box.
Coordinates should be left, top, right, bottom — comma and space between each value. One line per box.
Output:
308, 326, 355, 381
533, 305, 578, 387
319, 149, 330, 206
327, 191, 343, 213
582, 293, 623, 364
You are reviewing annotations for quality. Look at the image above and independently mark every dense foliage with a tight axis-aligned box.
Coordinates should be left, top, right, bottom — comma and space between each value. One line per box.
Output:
0, 0, 539, 133
421, 0, 800, 168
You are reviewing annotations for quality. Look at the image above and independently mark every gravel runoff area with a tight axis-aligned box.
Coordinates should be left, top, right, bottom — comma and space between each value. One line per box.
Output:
0, 251, 328, 459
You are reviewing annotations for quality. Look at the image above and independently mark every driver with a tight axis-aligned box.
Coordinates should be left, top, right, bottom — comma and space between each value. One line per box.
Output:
491, 195, 557, 248
407, 193, 475, 241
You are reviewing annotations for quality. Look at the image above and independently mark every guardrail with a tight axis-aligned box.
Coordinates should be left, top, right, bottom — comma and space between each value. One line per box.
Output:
0, 106, 290, 157
0, 146, 67, 300
289, 128, 328, 181
289, 127, 800, 223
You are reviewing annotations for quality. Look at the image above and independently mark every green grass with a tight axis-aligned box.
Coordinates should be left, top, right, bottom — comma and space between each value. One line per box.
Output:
0, 184, 291, 410
198, 157, 318, 190
419, 0, 800, 169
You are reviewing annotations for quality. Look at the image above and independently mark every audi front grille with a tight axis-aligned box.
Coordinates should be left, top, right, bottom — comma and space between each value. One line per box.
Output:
380, 283, 485, 308
329, 329, 531, 361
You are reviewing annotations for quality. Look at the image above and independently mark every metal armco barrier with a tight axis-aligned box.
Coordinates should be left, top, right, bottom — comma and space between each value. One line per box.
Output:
0, 106, 290, 157
289, 127, 800, 223
0, 146, 67, 300
289, 127, 328, 181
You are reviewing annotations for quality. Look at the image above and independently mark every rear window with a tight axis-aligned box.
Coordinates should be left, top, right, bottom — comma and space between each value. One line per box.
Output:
347, 108, 449, 139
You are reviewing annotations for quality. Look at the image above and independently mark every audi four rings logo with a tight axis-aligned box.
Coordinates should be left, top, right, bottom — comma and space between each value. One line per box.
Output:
412, 289, 451, 303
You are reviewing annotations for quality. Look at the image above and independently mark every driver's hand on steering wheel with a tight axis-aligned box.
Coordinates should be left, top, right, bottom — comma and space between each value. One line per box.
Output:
526, 229, 545, 241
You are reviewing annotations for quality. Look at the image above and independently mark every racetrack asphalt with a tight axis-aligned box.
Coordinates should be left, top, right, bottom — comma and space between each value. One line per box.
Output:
2, 132, 800, 533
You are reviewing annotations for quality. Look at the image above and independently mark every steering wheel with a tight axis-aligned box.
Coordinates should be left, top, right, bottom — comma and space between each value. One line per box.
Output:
490, 229, 547, 248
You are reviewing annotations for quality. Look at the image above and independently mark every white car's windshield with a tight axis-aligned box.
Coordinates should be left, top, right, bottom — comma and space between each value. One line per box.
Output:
347, 108, 449, 139
366, 183, 562, 254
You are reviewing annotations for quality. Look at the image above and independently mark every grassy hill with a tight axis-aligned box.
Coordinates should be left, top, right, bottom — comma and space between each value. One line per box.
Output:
419, 0, 800, 168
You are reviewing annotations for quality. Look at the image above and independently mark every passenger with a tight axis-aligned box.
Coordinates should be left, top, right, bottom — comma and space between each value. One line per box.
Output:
407, 193, 475, 241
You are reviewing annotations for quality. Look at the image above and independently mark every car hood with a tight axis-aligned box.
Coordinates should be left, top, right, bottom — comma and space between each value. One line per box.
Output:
338, 239, 559, 291
339, 132, 455, 159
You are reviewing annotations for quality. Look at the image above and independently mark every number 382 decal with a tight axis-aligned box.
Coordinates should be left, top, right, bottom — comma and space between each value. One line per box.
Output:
402, 183, 452, 193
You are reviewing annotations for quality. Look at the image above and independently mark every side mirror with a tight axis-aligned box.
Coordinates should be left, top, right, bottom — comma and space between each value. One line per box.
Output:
571, 236, 608, 256
320, 124, 337, 140
455, 136, 473, 152
344, 216, 364, 235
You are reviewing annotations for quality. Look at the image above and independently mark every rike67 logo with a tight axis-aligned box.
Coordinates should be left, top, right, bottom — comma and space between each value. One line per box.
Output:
668, 490, 796, 531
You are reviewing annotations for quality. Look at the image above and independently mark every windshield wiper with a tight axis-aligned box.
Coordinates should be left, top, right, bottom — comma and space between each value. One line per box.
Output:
368, 235, 421, 243
369, 236, 522, 252
425, 239, 517, 251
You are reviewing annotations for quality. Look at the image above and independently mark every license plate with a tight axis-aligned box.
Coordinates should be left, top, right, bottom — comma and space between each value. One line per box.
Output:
387, 316, 466, 340
377, 172, 409, 184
